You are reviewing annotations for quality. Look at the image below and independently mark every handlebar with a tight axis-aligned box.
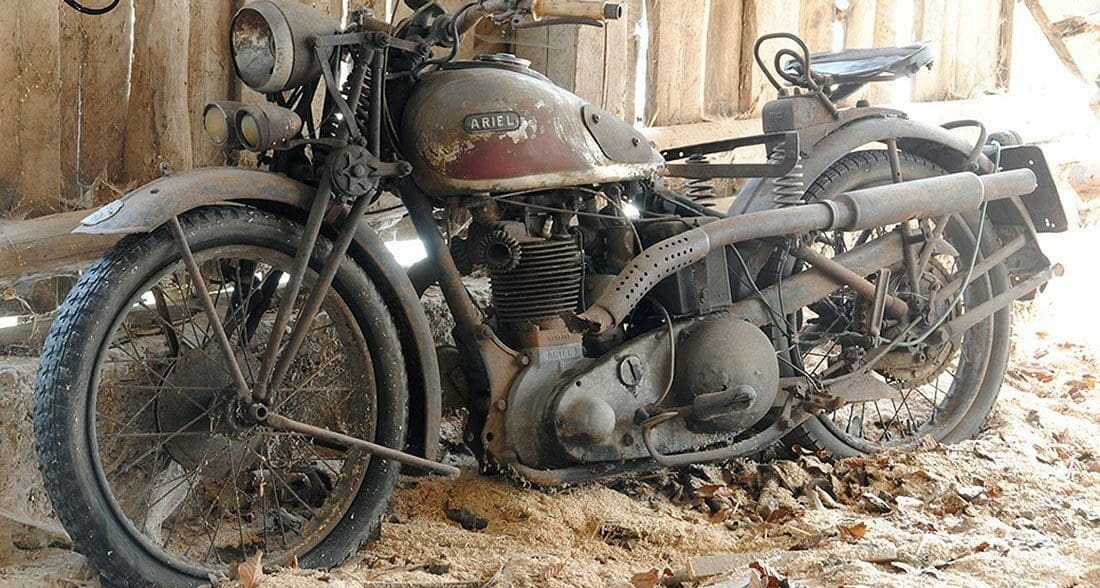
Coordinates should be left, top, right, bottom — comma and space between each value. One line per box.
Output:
453, 0, 620, 35
531, 0, 622, 20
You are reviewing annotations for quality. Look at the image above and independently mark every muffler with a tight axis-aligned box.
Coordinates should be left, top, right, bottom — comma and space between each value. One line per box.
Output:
579, 169, 1037, 332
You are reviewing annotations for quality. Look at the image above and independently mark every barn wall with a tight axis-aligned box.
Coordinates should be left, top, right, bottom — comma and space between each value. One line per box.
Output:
0, 0, 1012, 220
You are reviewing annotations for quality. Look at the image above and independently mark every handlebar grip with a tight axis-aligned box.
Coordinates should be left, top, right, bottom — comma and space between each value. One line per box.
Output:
531, 0, 622, 20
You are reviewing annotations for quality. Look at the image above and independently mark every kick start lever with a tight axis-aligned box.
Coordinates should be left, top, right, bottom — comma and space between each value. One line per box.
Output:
256, 406, 461, 477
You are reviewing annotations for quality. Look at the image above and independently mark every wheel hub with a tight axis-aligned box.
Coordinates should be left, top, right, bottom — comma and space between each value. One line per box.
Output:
156, 348, 259, 473
876, 258, 959, 386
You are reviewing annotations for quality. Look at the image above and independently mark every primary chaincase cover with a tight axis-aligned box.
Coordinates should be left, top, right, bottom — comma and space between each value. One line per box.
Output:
401, 54, 663, 196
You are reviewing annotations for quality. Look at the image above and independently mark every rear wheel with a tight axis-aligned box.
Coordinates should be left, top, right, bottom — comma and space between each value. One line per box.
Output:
781, 151, 1012, 458
34, 206, 407, 586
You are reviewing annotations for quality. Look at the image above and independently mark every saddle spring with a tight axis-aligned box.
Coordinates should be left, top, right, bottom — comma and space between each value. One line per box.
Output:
769, 144, 806, 207
684, 153, 718, 208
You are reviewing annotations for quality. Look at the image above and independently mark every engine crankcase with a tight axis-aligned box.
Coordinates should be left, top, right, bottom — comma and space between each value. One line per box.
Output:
504, 314, 780, 469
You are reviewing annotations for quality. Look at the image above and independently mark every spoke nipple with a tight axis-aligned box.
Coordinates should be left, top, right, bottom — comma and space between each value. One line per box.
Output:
494, 399, 508, 411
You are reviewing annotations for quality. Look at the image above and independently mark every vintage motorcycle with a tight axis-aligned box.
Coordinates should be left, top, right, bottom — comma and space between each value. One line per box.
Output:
33, 0, 1066, 585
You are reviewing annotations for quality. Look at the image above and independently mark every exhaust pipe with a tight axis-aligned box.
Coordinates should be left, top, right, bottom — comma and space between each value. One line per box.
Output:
578, 169, 1037, 333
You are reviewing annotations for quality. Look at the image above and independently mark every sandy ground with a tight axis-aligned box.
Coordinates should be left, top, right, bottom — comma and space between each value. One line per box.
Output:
3, 219, 1099, 587
4, 313, 1094, 588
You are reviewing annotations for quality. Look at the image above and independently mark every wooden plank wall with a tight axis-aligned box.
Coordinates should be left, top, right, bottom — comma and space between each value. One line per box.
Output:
0, 0, 1015, 222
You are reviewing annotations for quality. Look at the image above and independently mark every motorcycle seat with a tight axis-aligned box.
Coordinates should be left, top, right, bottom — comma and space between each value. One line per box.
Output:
782, 42, 935, 86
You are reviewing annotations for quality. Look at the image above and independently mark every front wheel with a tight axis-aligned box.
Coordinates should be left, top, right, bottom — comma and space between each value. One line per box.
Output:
781, 150, 1013, 458
34, 206, 408, 586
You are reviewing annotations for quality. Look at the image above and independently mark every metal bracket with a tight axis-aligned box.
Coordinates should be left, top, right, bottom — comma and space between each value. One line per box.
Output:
662, 132, 800, 179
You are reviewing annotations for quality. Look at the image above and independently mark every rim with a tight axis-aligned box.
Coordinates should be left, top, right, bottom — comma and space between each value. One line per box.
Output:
88, 243, 376, 574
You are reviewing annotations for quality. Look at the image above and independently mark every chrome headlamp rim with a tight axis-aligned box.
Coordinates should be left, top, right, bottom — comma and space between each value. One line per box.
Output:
231, 1, 296, 93
202, 102, 239, 147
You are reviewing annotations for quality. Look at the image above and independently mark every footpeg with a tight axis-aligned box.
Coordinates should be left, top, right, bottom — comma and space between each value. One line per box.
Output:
693, 385, 757, 423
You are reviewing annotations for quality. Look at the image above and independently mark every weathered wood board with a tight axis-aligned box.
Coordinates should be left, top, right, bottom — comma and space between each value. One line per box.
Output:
704, 0, 744, 118
124, 0, 193, 184
646, 0, 709, 125
59, 1, 133, 209
0, 3, 61, 218
739, 0, 801, 114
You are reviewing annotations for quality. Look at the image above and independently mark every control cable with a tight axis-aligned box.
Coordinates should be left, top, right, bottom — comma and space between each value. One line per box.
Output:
62, 0, 121, 16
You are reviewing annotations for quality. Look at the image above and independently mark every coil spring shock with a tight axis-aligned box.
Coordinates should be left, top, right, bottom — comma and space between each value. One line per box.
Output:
314, 55, 374, 165
684, 153, 718, 208
770, 145, 806, 207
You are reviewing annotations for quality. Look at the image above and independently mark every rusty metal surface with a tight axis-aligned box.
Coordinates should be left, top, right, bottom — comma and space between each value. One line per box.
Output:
265, 412, 460, 477
792, 245, 909, 319
400, 66, 662, 197
231, 0, 338, 93
580, 171, 1033, 333
990, 145, 1068, 232
581, 104, 654, 164
731, 233, 906, 327
730, 114, 1000, 216
75, 168, 318, 235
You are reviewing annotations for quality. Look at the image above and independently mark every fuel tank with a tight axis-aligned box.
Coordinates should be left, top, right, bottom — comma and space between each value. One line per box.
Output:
400, 55, 663, 197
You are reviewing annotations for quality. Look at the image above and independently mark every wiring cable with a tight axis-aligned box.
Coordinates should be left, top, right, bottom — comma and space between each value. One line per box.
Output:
63, 0, 120, 15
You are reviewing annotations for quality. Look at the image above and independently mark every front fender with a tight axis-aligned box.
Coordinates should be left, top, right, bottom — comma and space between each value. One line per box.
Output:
77, 167, 443, 461
730, 116, 995, 215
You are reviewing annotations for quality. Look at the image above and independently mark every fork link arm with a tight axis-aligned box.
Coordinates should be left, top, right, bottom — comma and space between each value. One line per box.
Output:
267, 189, 377, 394
262, 409, 460, 477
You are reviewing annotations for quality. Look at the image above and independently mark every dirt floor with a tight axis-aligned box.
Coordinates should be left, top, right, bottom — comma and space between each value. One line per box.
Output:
2, 306, 1097, 588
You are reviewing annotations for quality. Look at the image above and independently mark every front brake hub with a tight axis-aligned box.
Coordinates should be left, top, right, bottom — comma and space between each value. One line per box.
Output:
156, 348, 260, 473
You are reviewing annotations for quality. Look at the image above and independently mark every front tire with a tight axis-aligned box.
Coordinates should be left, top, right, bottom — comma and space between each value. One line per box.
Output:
34, 206, 408, 586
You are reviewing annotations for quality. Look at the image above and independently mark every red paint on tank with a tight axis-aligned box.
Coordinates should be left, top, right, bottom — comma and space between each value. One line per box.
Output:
444, 127, 591, 180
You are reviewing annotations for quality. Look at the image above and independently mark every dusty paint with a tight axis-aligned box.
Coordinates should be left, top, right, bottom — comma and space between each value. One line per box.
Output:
401, 65, 660, 197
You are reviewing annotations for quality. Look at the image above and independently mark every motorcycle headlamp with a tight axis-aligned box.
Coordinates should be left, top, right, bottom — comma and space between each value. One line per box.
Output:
234, 104, 303, 152
202, 101, 242, 147
230, 0, 338, 93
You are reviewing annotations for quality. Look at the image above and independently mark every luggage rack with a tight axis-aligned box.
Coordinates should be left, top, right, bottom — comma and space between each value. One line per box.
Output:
754, 32, 936, 112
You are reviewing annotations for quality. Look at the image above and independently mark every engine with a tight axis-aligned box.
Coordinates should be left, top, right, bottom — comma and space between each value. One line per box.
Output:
449, 184, 781, 470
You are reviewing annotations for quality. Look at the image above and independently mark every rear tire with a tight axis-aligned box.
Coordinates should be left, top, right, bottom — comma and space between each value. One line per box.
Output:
34, 206, 408, 586
780, 151, 1012, 458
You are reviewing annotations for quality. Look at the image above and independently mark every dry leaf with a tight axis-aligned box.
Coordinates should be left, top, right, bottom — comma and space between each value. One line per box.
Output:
237, 550, 265, 588
287, 554, 298, 569
629, 568, 660, 588
748, 560, 789, 588
838, 521, 868, 542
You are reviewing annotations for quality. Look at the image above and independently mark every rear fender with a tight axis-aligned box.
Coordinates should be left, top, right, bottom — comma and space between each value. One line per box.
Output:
77, 167, 443, 461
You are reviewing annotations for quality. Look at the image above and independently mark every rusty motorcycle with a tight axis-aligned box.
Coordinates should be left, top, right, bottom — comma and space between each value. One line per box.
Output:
33, 0, 1066, 585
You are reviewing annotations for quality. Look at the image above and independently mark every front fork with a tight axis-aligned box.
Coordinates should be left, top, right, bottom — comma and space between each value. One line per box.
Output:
166, 32, 453, 474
